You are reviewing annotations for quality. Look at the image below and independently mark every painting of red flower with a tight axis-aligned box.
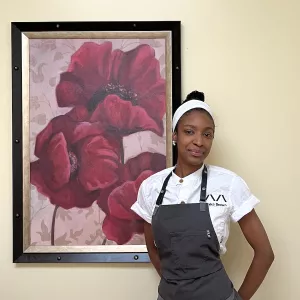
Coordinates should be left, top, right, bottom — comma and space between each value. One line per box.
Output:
56, 41, 166, 136
29, 38, 168, 247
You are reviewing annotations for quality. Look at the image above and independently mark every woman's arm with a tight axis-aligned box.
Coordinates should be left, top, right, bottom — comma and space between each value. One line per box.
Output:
144, 221, 161, 277
237, 209, 275, 300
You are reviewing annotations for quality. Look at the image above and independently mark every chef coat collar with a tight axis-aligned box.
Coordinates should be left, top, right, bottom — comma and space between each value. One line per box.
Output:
171, 164, 205, 185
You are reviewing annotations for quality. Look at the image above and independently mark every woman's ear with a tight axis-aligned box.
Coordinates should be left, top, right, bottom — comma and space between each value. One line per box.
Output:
172, 132, 177, 144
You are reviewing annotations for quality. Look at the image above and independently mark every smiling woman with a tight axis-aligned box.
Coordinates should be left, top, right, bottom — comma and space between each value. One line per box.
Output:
172, 91, 215, 171
131, 90, 275, 300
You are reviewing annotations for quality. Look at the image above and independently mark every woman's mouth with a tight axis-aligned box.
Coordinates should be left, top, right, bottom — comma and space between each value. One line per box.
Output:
188, 149, 204, 157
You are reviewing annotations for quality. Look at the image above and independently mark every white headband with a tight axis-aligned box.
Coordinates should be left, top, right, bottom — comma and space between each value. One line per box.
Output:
172, 100, 213, 132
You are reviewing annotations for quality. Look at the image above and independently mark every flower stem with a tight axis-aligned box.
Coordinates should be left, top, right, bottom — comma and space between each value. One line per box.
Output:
51, 205, 59, 245
102, 237, 107, 245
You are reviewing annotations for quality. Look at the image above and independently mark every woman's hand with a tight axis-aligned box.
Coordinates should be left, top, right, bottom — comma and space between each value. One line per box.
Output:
237, 209, 274, 300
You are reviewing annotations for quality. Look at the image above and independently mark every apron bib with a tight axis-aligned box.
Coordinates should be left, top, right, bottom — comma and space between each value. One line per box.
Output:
152, 165, 240, 300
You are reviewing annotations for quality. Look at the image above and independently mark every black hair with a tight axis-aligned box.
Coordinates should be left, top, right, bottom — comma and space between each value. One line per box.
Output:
183, 90, 205, 103
174, 90, 215, 132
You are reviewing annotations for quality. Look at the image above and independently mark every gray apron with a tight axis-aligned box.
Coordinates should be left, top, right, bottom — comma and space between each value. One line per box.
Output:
152, 165, 242, 300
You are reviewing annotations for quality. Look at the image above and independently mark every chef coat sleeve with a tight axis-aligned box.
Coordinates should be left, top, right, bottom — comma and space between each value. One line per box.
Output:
131, 180, 153, 224
229, 175, 260, 222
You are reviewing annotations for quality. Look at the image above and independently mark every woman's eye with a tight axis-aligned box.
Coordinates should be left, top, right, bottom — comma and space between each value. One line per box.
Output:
204, 132, 213, 138
184, 130, 194, 135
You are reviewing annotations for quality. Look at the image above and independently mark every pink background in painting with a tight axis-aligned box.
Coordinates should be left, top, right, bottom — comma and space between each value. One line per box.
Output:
29, 38, 166, 246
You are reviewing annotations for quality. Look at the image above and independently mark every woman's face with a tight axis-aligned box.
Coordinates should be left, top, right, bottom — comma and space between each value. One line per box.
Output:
173, 109, 215, 167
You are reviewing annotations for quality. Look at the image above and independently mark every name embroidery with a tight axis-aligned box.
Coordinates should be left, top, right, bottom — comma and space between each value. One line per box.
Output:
206, 194, 227, 207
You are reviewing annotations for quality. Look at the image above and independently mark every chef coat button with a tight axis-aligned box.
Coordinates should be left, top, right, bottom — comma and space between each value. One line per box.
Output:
179, 179, 183, 183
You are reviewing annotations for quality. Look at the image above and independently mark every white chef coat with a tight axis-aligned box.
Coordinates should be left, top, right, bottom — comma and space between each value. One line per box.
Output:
131, 164, 260, 255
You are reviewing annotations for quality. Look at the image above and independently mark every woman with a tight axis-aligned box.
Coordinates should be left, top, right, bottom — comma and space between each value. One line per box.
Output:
131, 91, 274, 300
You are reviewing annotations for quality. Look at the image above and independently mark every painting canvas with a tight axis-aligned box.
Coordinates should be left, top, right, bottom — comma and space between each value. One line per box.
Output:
12, 21, 181, 263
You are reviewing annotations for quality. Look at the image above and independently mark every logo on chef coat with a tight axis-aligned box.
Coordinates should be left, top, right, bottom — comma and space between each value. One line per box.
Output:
206, 194, 227, 207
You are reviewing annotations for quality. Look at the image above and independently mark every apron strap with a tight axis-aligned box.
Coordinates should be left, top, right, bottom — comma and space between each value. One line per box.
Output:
200, 165, 208, 211
156, 172, 173, 205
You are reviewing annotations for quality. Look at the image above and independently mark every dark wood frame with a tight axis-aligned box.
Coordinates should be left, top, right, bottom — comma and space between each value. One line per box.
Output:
11, 21, 181, 263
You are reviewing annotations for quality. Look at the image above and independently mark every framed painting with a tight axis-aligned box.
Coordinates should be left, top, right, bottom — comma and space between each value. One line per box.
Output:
11, 21, 181, 263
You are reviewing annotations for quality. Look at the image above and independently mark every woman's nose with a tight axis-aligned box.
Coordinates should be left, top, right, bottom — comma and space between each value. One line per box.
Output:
193, 135, 203, 146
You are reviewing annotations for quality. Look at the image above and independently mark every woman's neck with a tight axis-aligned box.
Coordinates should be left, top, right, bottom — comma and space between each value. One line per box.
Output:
174, 160, 203, 178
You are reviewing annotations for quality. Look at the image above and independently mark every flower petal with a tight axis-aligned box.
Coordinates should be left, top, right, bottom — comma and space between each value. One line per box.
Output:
108, 170, 154, 220
97, 153, 165, 211
99, 157, 164, 245
34, 115, 104, 158
78, 134, 121, 191
110, 44, 161, 94
90, 95, 163, 136
31, 161, 99, 209
55, 72, 87, 107
56, 41, 112, 107
66, 105, 90, 122
96, 183, 119, 215
130, 58, 161, 96
39, 132, 70, 191
121, 152, 166, 182
138, 79, 166, 121
102, 216, 144, 245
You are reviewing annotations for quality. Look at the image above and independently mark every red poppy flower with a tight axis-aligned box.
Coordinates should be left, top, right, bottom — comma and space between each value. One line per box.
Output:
56, 41, 166, 136
30, 115, 122, 209
98, 152, 166, 244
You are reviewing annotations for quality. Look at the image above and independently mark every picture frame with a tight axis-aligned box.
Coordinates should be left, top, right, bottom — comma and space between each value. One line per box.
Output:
12, 21, 181, 263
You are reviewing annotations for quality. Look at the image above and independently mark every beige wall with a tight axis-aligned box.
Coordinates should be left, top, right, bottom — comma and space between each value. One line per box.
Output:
1, 0, 299, 299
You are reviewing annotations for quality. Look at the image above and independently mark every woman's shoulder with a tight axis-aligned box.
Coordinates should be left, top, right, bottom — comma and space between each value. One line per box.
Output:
207, 164, 256, 200
206, 164, 251, 191
207, 164, 242, 180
